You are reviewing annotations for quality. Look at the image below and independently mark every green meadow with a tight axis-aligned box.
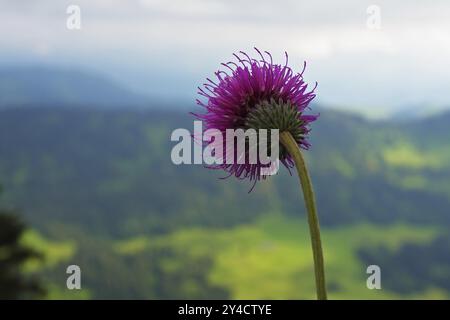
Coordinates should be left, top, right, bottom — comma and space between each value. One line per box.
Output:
27, 214, 446, 300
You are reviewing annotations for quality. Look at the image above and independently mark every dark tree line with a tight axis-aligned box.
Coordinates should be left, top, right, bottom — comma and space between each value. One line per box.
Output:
0, 185, 44, 299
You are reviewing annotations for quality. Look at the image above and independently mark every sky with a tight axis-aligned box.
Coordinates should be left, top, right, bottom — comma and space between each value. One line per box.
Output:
1, 0, 450, 116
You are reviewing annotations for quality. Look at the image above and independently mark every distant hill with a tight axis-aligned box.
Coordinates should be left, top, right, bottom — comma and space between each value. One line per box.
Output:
0, 67, 151, 108
0, 106, 450, 237
1, 106, 450, 299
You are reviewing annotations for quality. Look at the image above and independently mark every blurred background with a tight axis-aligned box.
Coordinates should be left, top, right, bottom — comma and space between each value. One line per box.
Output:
0, 0, 449, 299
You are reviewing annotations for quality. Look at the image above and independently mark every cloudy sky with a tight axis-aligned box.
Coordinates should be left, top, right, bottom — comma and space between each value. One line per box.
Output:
1, 0, 450, 116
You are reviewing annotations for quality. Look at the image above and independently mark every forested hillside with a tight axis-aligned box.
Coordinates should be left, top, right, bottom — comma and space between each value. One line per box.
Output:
0, 107, 449, 299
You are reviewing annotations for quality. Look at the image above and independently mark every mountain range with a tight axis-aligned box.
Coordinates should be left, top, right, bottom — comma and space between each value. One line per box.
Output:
0, 67, 152, 109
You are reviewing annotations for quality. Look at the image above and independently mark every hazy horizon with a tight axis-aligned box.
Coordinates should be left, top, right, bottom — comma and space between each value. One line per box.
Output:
1, 0, 450, 117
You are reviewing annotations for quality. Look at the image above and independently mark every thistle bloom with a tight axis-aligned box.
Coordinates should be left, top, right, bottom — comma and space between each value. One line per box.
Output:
193, 49, 327, 300
193, 48, 318, 185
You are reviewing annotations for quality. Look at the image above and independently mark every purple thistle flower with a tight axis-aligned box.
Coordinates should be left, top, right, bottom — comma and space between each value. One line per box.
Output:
193, 48, 318, 187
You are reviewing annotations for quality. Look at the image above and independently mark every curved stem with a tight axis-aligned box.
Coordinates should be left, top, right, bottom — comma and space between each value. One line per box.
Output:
280, 131, 327, 300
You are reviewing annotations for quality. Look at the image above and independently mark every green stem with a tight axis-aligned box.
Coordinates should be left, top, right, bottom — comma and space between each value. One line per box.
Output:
280, 131, 327, 300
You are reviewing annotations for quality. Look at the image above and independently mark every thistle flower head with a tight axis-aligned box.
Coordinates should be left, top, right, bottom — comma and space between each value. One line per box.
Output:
193, 48, 318, 187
